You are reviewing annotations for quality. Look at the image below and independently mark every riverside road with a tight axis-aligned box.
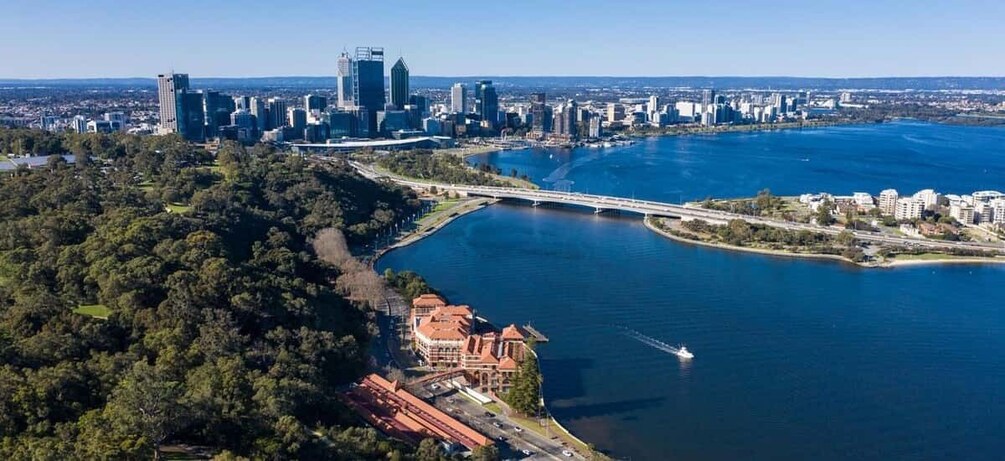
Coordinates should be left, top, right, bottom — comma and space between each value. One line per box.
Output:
349, 161, 1005, 255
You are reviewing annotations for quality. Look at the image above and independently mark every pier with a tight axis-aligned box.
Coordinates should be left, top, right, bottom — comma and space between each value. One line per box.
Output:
522, 324, 549, 343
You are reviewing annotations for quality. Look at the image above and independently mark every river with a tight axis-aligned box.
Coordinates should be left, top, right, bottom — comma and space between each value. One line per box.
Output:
377, 121, 1005, 460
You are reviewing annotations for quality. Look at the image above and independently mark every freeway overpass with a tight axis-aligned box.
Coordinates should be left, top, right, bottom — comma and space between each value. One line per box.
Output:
349, 161, 1005, 254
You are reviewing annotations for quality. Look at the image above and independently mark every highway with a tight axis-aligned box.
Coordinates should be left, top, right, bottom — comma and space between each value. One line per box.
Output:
349, 161, 1005, 254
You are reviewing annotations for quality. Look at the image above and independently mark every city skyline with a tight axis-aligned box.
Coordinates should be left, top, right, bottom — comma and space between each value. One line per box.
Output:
3, 0, 1005, 79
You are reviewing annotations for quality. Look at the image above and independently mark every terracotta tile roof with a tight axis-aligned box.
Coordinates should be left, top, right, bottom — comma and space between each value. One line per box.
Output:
349, 374, 492, 449
412, 294, 447, 309
498, 356, 518, 370
500, 324, 526, 341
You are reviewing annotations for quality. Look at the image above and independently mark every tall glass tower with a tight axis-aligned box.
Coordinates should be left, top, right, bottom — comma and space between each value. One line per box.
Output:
389, 57, 410, 110
336, 52, 353, 109
352, 47, 385, 137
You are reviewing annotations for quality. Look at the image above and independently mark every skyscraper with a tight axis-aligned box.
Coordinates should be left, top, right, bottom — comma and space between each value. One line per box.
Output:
530, 93, 548, 134
451, 83, 467, 114
390, 57, 409, 110
352, 47, 385, 137
250, 97, 268, 132
288, 107, 307, 137
179, 91, 206, 141
157, 73, 189, 134
267, 98, 288, 129
304, 94, 327, 113
702, 89, 715, 107
474, 80, 498, 127
203, 91, 234, 139
336, 52, 354, 109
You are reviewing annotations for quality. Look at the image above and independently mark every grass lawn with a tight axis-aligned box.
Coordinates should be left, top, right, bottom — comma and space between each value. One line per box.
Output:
891, 252, 990, 261
165, 203, 192, 214
431, 200, 460, 213
74, 304, 112, 319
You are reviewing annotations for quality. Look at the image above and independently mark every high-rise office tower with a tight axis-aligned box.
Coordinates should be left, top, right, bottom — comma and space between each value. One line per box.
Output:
250, 97, 268, 132
304, 94, 327, 113
530, 92, 548, 133
268, 98, 288, 129
408, 94, 429, 115
71, 115, 87, 134
451, 83, 467, 114
702, 89, 715, 107
389, 57, 409, 110
474, 80, 498, 127
288, 107, 307, 137
157, 73, 190, 134
352, 47, 385, 136
179, 91, 206, 141
233, 95, 250, 111
336, 52, 354, 109
203, 91, 234, 138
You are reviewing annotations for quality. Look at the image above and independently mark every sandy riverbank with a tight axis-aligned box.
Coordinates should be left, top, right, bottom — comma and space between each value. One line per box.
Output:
644, 217, 1005, 269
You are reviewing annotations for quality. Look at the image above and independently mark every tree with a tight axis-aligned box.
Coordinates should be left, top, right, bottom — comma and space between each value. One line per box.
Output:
815, 200, 836, 226
102, 361, 187, 460
471, 444, 500, 461
504, 351, 542, 416
415, 438, 446, 461
836, 230, 856, 246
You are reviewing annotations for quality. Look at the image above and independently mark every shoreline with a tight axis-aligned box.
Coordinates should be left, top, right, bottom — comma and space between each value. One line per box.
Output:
644, 217, 1005, 269
371, 197, 496, 264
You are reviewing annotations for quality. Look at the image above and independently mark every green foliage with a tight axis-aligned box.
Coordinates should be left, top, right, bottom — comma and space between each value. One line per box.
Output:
701, 189, 786, 217
383, 269, 438, 301
504, 351, 542, 416
471, 444, 500, 461
377, 150, 505, 186
815, 200, 836, 226
0, 129, 421, 459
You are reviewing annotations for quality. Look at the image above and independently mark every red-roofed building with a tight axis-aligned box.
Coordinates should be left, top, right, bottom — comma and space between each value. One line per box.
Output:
410, 295, 531, 393
342, 373, 492, 451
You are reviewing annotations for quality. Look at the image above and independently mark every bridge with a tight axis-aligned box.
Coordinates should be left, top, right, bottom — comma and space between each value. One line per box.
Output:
348, 161, 1005, 254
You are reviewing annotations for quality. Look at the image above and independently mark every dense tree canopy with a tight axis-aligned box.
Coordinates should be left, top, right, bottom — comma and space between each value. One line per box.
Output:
376, 150, 505, 186
0, 130, 434, 459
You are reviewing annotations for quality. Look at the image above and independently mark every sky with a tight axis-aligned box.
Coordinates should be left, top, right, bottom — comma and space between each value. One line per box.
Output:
2, 0, 1004, 79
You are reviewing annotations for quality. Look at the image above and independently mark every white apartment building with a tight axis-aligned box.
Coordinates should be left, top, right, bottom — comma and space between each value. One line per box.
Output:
878, 189, 899, 215
991, 199, 1005, 225
852, 192, 875, 209
950, 202, 975, 225
912, 189, 940, 210
895, 198, 925, 220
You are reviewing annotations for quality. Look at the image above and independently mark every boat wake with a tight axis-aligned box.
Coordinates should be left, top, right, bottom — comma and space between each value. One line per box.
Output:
621, 327, 694, 359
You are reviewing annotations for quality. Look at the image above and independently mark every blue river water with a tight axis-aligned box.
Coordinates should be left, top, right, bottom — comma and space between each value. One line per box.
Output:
378, 121, 1005, 460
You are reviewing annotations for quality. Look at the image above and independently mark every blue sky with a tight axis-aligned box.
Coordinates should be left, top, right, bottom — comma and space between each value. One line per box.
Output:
2, 0, 1003, 78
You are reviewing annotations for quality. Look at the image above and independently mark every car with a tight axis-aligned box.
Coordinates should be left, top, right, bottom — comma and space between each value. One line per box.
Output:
513, 426, 523, 433
562, 450, 574, 457
492, 422, 502, 428
484, 411, 495, 417
521, 449, 533, 456
497, 435, 507, 442
430, 384, 440, 390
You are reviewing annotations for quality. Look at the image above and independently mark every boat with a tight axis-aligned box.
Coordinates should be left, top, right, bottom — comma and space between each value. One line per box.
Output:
621, 328, 694, 360
674, 345, 694, 360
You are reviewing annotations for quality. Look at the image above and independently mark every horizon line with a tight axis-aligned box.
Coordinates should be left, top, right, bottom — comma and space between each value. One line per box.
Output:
3, 74, 1005, 81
